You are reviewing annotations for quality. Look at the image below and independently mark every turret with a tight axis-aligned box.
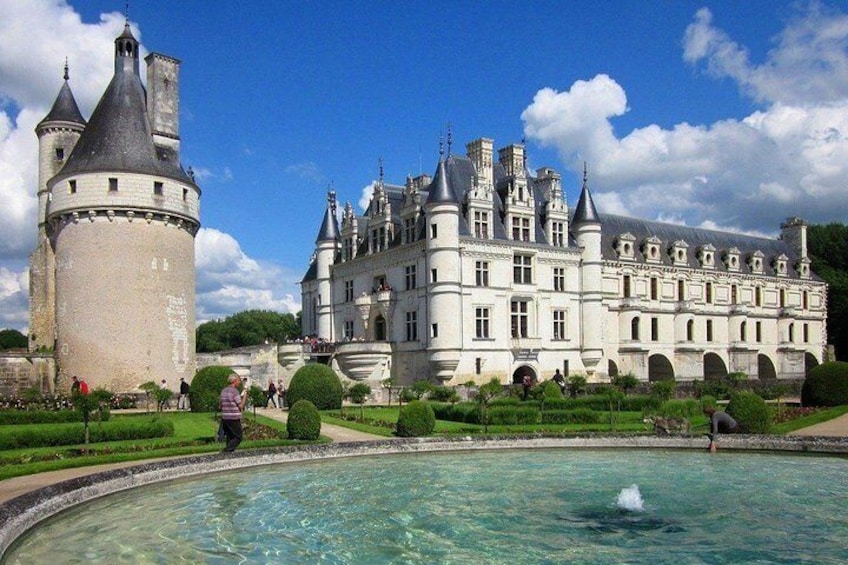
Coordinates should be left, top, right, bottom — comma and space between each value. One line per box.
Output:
424, 155, 462, 382
573, 164, 603, 376
315, 190, 340, 340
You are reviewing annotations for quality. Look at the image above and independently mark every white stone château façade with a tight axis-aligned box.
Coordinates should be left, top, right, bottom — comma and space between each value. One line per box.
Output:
301, 137, 826, 386
28, 21, 201, 393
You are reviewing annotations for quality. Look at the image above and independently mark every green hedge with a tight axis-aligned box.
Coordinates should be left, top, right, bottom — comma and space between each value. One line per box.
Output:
519, 395, 658, 412
0, 409, 111, 425
487, 406, 541, 425
396, 400, 435, 437
541, 409, 600, 424
287, 365, 343, 410
287, 399, 321, 440
726, 391, 771, 434
801, 362, 848, 407
430, 402, 482, 424
0, 418, 174, 449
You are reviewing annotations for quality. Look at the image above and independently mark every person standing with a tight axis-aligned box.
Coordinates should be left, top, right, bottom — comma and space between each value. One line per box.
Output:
78, 378, 89, 395
158, 379, 171, 411
71, 376, 81, 394
267, 379, 278, 408
178, 378, 190, 410
522, 374, 532, 400
220, 373, 247, 452
552, 369, 566, 395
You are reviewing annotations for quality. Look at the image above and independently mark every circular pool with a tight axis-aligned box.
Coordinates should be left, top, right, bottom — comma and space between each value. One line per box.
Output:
5, 448, 847, 563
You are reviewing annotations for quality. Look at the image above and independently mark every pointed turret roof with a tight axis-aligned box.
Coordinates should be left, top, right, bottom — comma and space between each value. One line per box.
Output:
55, 24, 192, 184
425, 157, 457, 205
572, 164, 600, 224
316, 191, 340, 242
38, 63, 86, 128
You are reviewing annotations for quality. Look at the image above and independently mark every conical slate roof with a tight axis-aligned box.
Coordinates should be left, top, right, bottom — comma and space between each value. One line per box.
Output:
573, 182, 600, 224
56, 30, 191, 184
39, 79, 86, 128
316, 204, 340, 242
424, 158, 457, 205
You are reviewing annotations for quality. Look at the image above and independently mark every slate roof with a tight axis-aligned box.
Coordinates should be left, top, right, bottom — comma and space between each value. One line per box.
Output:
316, 205, 340, 242
39, 79, 86, 128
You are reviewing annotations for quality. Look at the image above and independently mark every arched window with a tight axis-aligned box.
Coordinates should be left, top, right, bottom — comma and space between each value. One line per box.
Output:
686, 319, 694, 341
631, 317, 640, 341
740, 321, 747, 342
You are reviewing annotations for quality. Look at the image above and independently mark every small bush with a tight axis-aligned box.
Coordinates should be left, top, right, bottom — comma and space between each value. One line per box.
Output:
541, 409, 600, 424
396, 400, 435, 437
726, 391, 771, 433
287, 365, 343, 410
189, 366, 233, 413
650, 380, 676, 402
655, 399, 702, 420
430, 402, 481, 424
487, 406, 541, 425
0, 418, 174, 449
0, 409, 104, 425
429, 386, 459, 403
286, 399, 321, 440
801, 362, 848, 407
542, 381, 563, 399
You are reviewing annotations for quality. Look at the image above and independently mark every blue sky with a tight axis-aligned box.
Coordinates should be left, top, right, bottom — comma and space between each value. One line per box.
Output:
1, 0, 847, 331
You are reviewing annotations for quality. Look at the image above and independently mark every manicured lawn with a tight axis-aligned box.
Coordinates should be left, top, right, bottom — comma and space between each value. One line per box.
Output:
0, 411, 318, 481
770, 404, 848, 434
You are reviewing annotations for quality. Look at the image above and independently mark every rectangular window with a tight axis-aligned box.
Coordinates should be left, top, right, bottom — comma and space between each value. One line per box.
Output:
343, 237, 353, 261
343, 321, 354, 340
803, 291, 809, 310
803, 323, 809, 343
677, 279, 686, 301
344, 280, 354, 302
404, 265, 417, 290
510, 300, 529, 338
553, 267, 566, 292
780, 289, 786, 308
430, 224, 437, 239
756, 321, 762, 343
650, 277, 658, 300
513, 255, 532, 284
430, 268, 437, 283
475, 261, 489, 287
623, 275, 632, 298
651, 317, 659, 341
553, 310, 566, 340
475, 307, 490, 339
731, 285, 738, 305
55, 147, 64, 160
755, 287, 762, 307
406, 311, 418, 341
154, 181, 163, 196
551, 221, 565, 247
511, 217, 530, 241
474, 210, 489, 239
108, 178, 118, 192
68, 180, 77, 194
706, 319, 713, 342
431, 323, 438, 338
182, 188, 188, 201
476, 358, 482, 375
705, 282, 713, 304
404, 217, 416, 243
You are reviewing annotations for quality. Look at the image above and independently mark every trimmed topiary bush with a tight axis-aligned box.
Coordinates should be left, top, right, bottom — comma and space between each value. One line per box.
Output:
542, 380, 563, 399
726, 391, 771, 433
189, 365, 233, 413
287, 399, 321, 440
801, 362, 848, 407
287, 364, 343, 410
396, 400, 436, 437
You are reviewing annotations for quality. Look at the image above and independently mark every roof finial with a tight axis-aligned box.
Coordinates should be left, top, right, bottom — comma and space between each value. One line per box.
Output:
583, 161, 588, 187
378, 157, 384, 183
125, 1, 130, 24
439, 131, 444, 157
521, 136, 527, 169
328, 183, 337, 216
63, 57, 69, 81
447, 122, 452, 158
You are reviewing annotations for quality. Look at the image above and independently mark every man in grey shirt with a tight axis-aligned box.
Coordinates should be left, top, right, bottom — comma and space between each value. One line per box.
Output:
703, 406, 739, 452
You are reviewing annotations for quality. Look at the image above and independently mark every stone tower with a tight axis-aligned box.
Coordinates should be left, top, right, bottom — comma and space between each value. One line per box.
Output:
33, 22, 201, 392
573, 166, 603, 375
424, 156, 462, 381
314, 190, 340, 340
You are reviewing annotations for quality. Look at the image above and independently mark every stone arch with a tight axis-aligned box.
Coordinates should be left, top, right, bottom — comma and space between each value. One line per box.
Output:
648, 354, 675, 382
758, 354, 776, 380
511, 364, 537, 385
703, 353, 728, 381
608, 360, 619, 378
374, 315, 386, 341
804, 352, 819, 374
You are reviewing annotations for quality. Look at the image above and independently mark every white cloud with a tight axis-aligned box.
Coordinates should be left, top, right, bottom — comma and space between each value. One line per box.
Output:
285, 161, 324, 184
358, 181, 376, 211
522, 4, 848, 234
0, 266, 29, 331
195, 228, 301, 323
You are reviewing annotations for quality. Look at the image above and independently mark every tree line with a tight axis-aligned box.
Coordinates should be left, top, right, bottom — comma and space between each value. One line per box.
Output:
196, 309, 301, 353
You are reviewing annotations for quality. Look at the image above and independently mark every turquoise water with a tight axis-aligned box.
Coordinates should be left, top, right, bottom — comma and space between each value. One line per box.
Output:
5, 449, 848, 564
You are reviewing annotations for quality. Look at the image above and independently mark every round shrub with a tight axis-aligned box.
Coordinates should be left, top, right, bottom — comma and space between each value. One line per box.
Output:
396, 400, 435, 437
726, 391, 771, 433
543, 380, 563, 399
801, 362, 848, 407
287, 364, 343, 410
189, 365, 233, 413
287, 399, 321, 440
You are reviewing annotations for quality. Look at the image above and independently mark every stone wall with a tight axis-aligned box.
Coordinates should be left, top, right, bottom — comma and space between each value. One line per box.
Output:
0, 354, 56, 397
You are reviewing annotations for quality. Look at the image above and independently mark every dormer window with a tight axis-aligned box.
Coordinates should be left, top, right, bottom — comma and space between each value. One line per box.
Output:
670, 240, 689, 266
796, 258, 811, 279
642, 236, 662, 263
774, 254, 788, 277
615, 232, 636, 260
748, 251, 764, 274
698, 244, 716, 269
724, 247, 741, 272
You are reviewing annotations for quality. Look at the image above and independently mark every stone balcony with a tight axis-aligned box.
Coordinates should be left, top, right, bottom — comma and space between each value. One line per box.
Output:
335, 341, 392, 381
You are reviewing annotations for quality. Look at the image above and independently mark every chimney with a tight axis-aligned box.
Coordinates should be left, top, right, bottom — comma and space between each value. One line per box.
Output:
145, 53, 181, 164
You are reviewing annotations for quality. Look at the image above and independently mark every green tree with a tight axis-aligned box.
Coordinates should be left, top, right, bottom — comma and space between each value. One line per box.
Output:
808, 223, 848, 360
347, 383, 372, 421
476, 378, 504, 434
247, 385, 267, 420
139, 381, 160, 413
196, 310, 301, 352
0, 329, 27, 350
567, 375, 587, 398
381, 377, 395, 406
612, 374, 639, 396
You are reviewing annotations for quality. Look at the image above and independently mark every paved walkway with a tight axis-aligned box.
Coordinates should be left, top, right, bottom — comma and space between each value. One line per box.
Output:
2, 407, 846, 505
